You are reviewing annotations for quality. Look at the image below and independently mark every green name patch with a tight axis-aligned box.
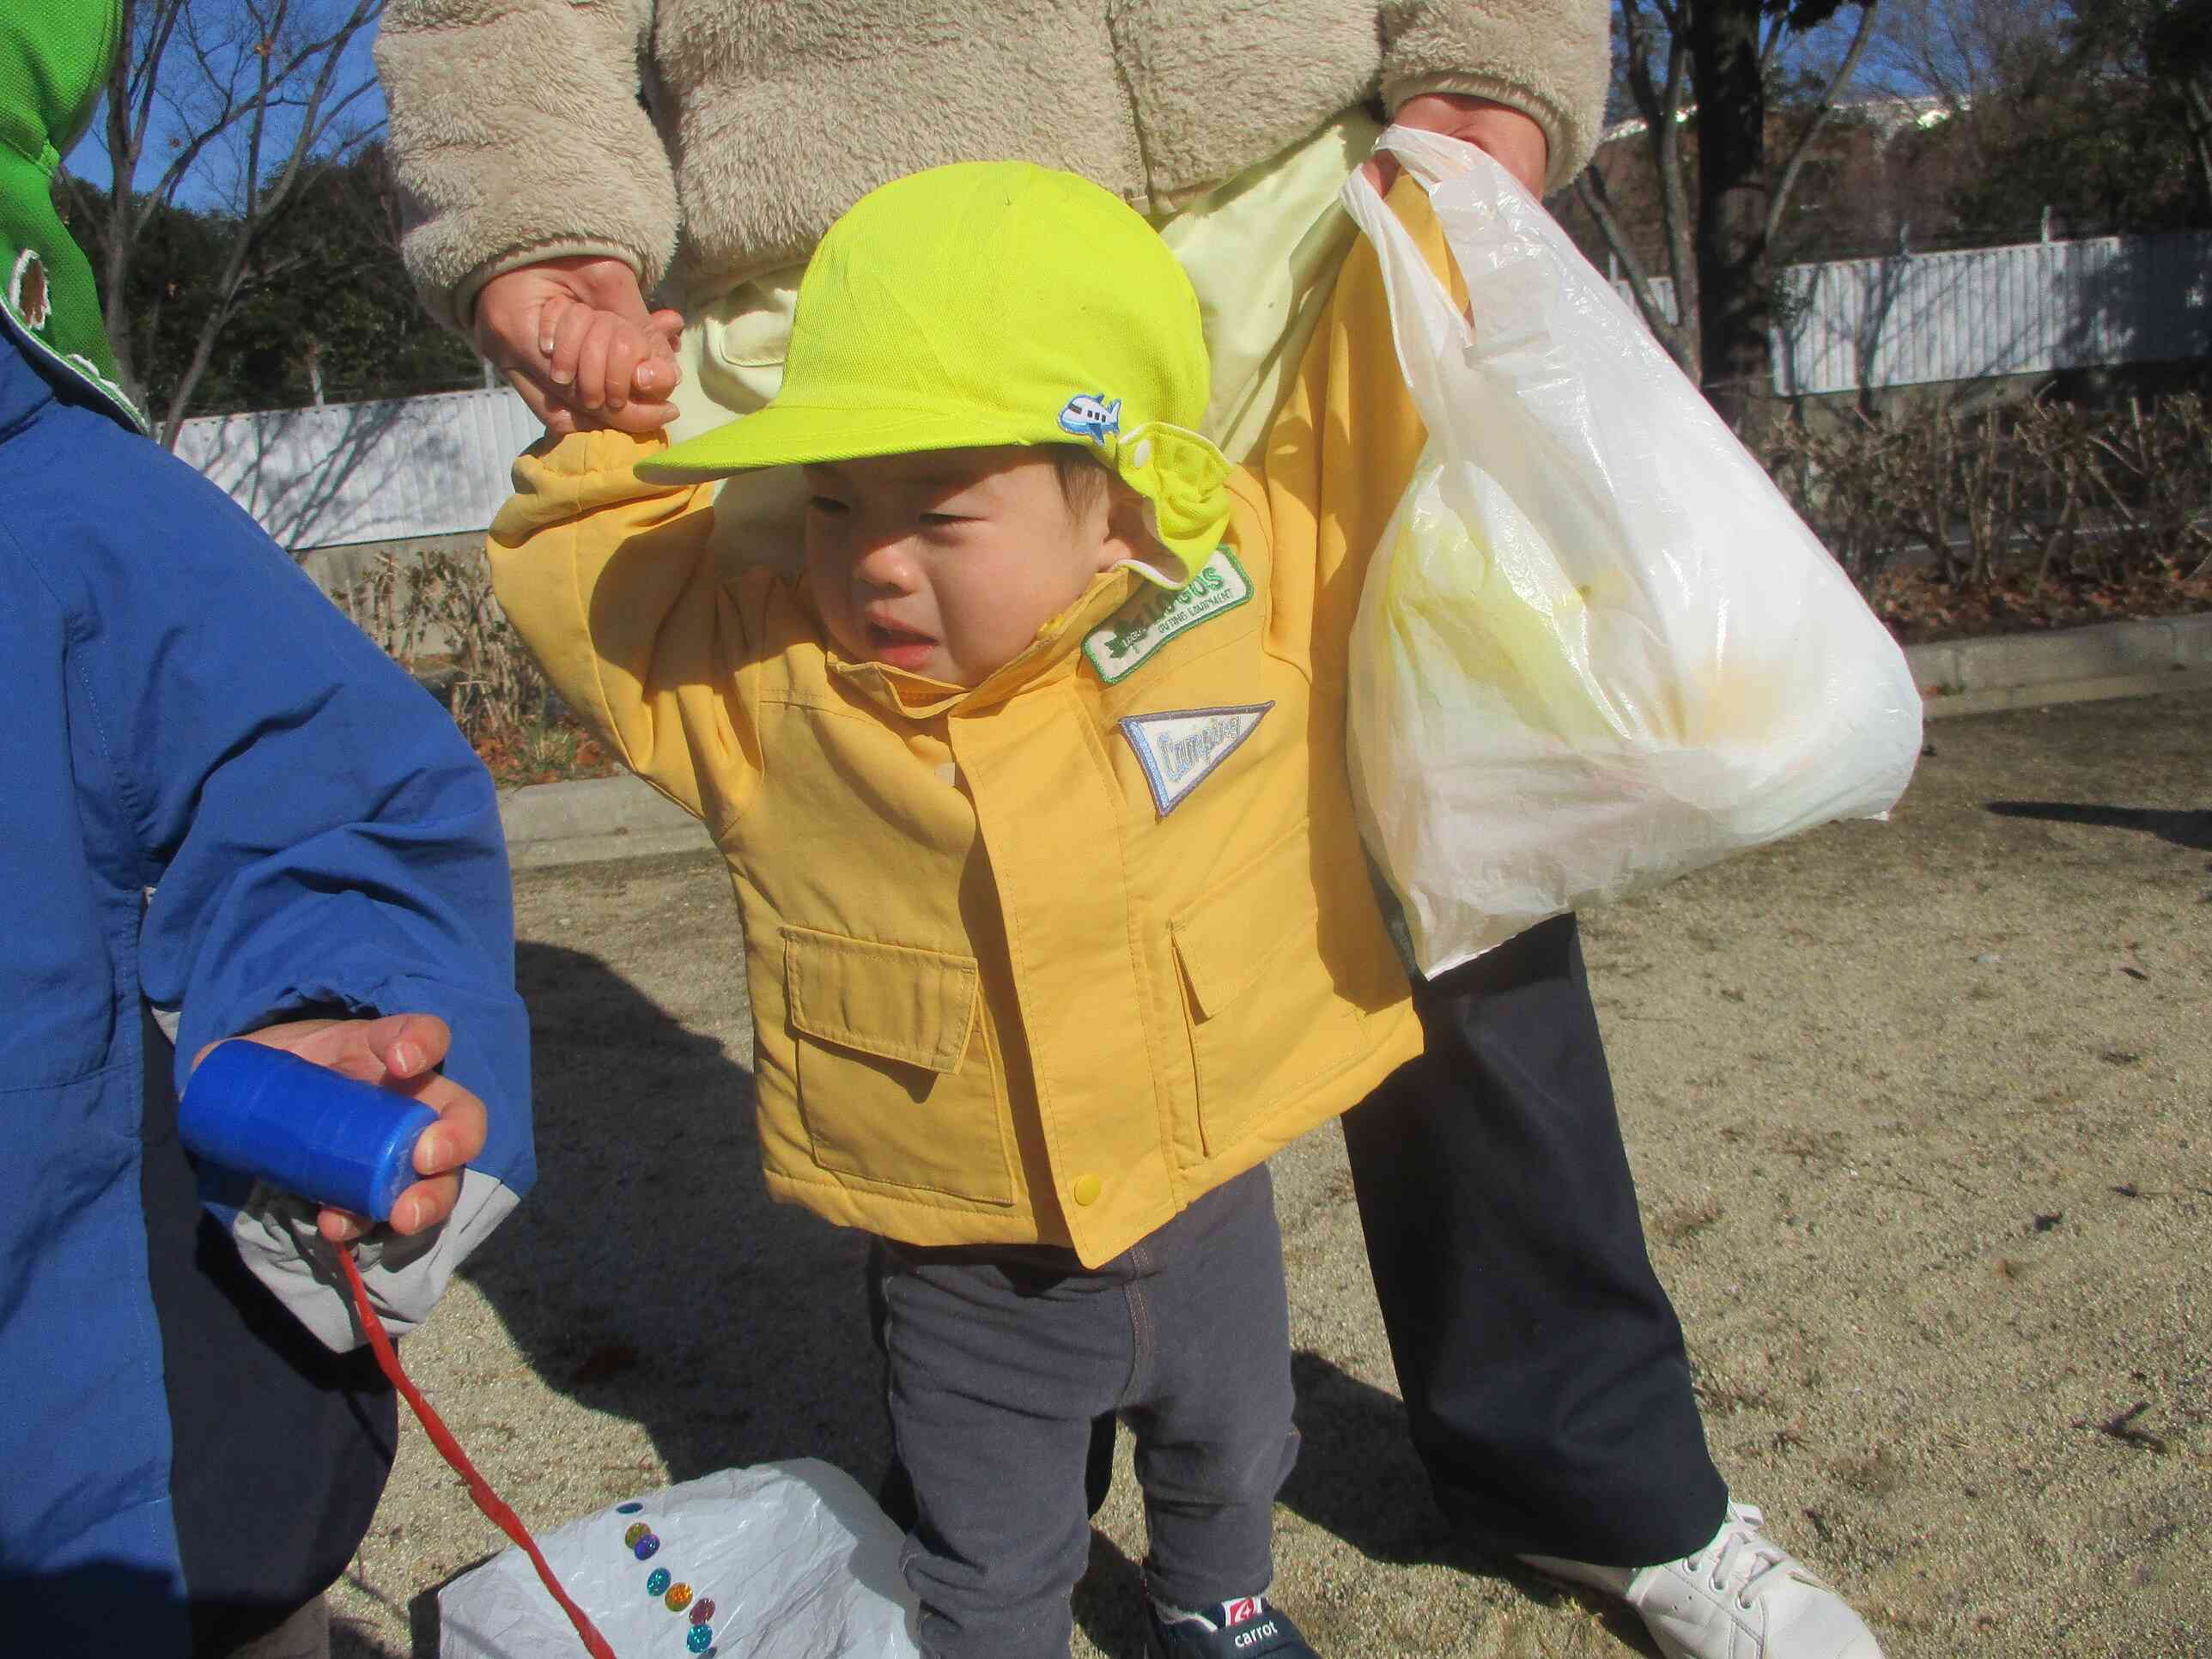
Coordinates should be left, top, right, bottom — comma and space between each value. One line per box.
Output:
1082, 549, 1252, 684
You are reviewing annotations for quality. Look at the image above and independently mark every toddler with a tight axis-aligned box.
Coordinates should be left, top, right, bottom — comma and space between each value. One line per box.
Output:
489, 161, 1454, 1659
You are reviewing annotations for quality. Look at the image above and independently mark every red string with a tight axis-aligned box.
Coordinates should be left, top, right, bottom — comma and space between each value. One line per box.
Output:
337, 1243, 620, 1659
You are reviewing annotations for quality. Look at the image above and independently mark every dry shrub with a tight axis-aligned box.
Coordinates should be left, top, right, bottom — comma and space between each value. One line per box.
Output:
2068, 394, 2212, 580
332, 550, 432, 663
1760, 416, 1920, 586
1762, 392, 2212, 596
330, 549, 555, 741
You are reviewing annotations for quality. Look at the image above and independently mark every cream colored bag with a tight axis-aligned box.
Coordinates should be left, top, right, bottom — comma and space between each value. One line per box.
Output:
1343, 129, 1922, 976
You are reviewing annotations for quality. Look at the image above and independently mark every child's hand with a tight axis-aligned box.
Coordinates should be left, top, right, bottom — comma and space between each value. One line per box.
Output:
193, 1013, 489, 1243
474, 257, 685, 436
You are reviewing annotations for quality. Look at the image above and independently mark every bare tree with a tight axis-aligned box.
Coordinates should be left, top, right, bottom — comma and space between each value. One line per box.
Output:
61, 0, 384, 445
1573, 0, 1881, 427
1861, 0, 2053, 106
2125, 0, 2212, 216
1575, 3, 1701, 372
1861, 0, 2207, 234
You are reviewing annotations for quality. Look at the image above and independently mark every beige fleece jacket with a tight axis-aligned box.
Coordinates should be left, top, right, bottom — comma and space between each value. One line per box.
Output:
377, 0, 1610, 331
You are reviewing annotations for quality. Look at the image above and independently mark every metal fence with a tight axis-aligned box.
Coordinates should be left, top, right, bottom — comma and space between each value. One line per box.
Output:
1613, 229, 2212, 395
1771, 230, 2212, 396
173, 385, 542, 551
180, 229, 2212, 553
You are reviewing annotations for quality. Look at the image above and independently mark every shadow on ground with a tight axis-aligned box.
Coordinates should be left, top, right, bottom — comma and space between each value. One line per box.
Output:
1067, 1352, 1448, 1659
1279, 1355, 1654, 1656
1280, 1351, 1439, 1564
1064, 1354, 1635, 1659
401, 940, 887, 1650
1984, 799, 2212, 851
379, 939, 1650, 1658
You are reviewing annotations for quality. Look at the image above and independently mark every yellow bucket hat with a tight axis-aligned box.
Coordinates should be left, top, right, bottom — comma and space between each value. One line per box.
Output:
639, 161, 1232, 579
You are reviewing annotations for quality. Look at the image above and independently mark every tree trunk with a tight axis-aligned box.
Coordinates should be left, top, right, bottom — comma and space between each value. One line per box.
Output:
99, 10, 144, 411
2182, 76, 2212, 220
1688, 0, 1772, 430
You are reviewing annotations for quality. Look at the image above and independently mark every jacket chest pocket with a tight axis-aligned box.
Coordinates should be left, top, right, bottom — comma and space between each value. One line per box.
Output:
1170, 822, 1367, 1159
782, 927, 1015, 1207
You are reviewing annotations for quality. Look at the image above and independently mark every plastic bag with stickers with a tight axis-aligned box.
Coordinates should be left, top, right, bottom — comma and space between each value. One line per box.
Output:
1340, 128, 1923, 977
437, 1461, 922, 1659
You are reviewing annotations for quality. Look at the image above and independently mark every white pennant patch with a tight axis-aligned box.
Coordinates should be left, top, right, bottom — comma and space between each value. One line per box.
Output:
1118, 703, 1273, 817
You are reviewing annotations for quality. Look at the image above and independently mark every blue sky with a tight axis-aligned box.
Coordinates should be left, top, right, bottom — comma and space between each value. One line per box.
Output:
63, 23, 386, 212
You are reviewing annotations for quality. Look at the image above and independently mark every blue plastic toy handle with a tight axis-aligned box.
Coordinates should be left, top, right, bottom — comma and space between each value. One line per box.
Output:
179, 1041, 440, 1221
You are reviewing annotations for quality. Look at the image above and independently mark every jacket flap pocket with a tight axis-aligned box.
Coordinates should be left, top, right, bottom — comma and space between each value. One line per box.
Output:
1170, 825, 1316, 1020
782, 926, 980, 1073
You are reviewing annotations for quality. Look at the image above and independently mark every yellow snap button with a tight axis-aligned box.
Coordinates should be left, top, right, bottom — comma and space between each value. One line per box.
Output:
1072, 1174, 1103, 1207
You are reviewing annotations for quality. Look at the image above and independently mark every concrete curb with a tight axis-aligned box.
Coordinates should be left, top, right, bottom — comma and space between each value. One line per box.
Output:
1906, 612, 2212, 719
499, 613, 2212, 867
500, 775, 711, 870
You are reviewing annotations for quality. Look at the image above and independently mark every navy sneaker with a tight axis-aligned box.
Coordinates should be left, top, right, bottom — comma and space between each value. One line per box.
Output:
1145, 1593, 1321, 1658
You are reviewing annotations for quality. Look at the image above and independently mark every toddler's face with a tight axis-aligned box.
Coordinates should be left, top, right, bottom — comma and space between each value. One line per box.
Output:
802, 447, 1136, 688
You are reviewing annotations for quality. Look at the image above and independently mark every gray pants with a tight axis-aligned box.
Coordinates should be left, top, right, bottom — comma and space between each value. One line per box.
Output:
875, 1167, 1297, 1659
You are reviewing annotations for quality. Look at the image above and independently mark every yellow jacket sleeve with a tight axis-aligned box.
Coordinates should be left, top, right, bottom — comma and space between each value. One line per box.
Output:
487, 429, 763, 831
1261, 173, 1468, 689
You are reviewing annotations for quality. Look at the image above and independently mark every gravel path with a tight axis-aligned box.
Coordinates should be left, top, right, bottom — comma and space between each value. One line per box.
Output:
331, 690, 2211, 1658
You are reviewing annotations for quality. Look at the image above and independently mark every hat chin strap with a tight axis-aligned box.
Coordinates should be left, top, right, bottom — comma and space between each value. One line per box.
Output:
1115, 542, 1192, 591
1114, 420, 1231, 585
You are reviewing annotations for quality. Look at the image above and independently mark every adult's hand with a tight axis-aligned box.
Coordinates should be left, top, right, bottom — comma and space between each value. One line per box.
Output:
473, 256, 684, 437
195, 1014, 488, 1243
1364, 93, 1550, 198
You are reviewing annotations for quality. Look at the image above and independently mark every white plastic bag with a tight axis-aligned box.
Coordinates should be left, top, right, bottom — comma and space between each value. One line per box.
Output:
437, 1460, 922, 1659
1340, 128, 1922, 976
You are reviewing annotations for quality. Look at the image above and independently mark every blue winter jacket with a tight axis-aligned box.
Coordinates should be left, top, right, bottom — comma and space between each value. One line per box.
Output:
0, 321, 534, 1646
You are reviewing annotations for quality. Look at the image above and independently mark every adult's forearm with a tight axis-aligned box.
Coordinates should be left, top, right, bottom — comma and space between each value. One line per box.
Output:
1380, 0, 1613, 191
376, 0, 678, 331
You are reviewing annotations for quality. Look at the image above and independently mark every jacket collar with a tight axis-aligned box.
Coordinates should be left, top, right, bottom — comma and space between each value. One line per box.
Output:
823, 564, 1146, 719
0, 324, 58, 436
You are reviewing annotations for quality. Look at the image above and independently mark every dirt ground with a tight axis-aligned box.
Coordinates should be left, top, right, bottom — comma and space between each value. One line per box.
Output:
329, 690, 2211, 1659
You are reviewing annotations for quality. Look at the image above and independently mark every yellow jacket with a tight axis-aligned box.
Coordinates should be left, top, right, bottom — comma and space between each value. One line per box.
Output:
489, 184, 1453, 1267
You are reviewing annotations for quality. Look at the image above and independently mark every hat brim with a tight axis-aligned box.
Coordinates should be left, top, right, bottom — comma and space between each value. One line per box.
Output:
636, 400, 1044, 483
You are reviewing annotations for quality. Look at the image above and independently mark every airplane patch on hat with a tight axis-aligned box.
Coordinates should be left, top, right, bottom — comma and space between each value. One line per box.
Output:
1083, 548, 1251, 684
1118, 702, 1273, 817
1057, 392, 1121, 444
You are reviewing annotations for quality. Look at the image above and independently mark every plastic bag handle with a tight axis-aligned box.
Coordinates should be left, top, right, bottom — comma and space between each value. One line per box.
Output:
1340, 129, 1486, 441
1370, 125, 1498, 191
1343, 127, 1615, 471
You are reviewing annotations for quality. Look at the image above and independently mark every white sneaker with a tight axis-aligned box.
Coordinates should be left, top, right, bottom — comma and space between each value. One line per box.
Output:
1521, 1503, 1883, 1659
